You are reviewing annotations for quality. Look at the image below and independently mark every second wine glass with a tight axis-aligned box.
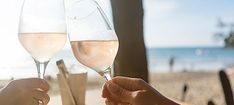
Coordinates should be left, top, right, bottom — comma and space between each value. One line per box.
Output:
68, 0, 119, 80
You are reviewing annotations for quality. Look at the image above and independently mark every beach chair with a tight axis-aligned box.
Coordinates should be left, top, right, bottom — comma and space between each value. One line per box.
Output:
219, 70, 234, 105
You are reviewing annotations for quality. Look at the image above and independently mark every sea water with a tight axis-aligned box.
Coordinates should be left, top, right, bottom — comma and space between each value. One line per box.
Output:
148, 47, 234, 72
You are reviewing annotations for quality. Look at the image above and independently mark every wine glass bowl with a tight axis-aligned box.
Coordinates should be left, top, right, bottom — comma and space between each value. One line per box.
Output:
68, 0, 119, 80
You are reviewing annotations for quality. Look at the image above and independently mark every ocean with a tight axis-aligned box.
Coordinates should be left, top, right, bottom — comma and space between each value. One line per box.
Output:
1, 47, 234, 79
148, 47, 234, 72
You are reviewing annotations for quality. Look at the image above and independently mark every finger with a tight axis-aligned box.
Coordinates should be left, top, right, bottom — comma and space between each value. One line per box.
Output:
112, 76, 146, 91
102, 83, 110, 98
106, 81, 133, 103
105, 99, 130, 105
105, 100, 110, 105
117, 103, 129, 105
106, 100, 131, 105
105, 99, 119, 105
16, 78, 49, 92
31, 89, 50, 105
105, 100, 113, 105
116, 103, 130, 105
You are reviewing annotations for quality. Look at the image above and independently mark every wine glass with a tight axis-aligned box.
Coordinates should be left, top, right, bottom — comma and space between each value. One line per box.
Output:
18, 0, 67, 79
68, 0, 119, 80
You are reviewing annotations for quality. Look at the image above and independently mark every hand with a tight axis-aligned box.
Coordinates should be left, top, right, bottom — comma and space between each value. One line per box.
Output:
0, 78, 50, 105
102, 76, 179, 105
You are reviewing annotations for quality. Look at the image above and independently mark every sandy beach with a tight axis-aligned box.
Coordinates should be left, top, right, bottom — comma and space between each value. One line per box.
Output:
49, 71, 234, 105
150, 72, 227, 105
1, 71, 233, 105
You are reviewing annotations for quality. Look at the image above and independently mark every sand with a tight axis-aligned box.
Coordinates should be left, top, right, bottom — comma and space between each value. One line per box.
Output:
150, 72, 226, 105
1, 71, 233, 105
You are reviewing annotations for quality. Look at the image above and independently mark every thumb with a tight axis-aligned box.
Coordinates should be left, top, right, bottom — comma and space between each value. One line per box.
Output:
106, 81, 133, 104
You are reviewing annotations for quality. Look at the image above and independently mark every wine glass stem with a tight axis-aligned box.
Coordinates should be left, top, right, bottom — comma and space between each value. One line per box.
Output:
103, 67, 112, 81
34, 59, 49, 79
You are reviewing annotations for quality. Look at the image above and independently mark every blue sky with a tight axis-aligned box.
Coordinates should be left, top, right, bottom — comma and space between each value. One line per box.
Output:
143, 0, 234, 47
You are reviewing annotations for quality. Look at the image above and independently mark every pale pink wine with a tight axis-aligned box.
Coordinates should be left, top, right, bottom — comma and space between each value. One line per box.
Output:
71, 40, 119, 72
19, 33, 67, 62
